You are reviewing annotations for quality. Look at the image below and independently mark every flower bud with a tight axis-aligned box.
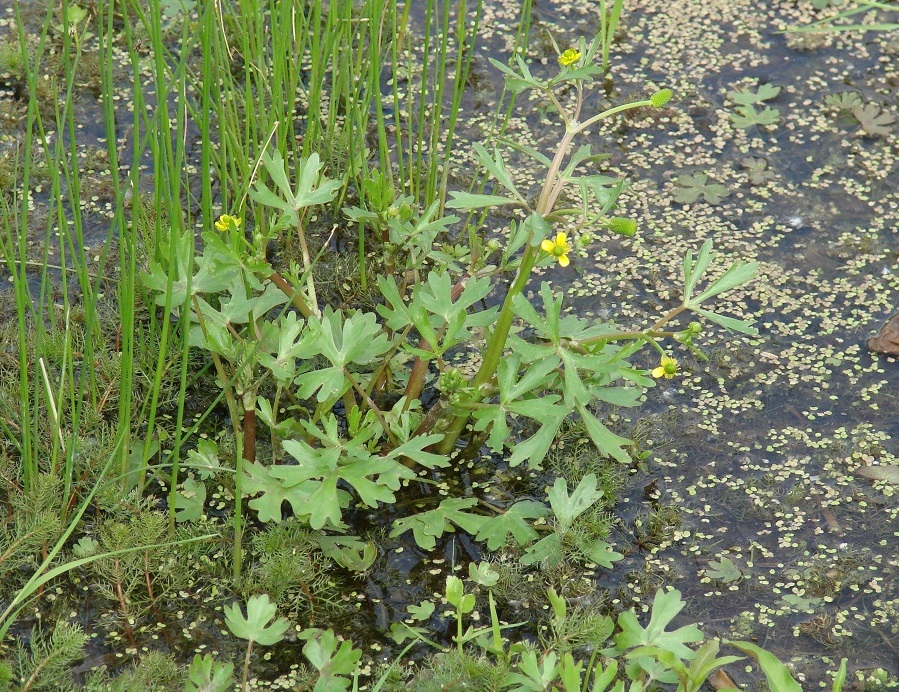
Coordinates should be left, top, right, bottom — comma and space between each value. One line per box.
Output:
438, 367, 466, 394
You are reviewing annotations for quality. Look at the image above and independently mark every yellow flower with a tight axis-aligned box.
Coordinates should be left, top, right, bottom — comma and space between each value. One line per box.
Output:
558, 49, 581, 67
541, 232, 571, 267
652, 356, 678, 379
215, 214, 242, 232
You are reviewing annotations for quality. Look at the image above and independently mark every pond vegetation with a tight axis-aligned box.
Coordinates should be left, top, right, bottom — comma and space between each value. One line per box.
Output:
0, 0, 898, 689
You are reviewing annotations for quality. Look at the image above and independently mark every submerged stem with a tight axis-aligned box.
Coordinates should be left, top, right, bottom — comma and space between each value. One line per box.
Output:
241, 640, 254, 692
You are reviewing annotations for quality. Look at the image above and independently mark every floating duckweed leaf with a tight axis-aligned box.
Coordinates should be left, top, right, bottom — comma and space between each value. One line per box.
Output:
740, 156, 775, 185
672, 172, 731, 205
824, 91, 862, 112
730, 104, 781, 128
851, 103, 895, 136
856, 465, 899, 483
728, 82, 781, 105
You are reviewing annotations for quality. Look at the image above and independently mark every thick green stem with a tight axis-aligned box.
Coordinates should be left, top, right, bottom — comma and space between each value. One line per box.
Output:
438, 246, 538, 453
242, 389, 256, 464
572, 99, 653, 136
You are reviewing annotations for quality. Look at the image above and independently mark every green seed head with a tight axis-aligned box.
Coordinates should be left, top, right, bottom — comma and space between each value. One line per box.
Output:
607, 217, 638, 237
650, 88, 673, 108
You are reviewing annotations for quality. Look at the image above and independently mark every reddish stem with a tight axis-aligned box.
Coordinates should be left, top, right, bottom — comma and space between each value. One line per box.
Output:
243, 404, 256, 464
402, 277, 470, 405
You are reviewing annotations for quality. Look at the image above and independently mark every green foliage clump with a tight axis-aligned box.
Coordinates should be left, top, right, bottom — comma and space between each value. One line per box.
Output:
0, 475, 64, 588
83, 652, 184, 692
245, 521, 343, 619
11, 621, 86, 691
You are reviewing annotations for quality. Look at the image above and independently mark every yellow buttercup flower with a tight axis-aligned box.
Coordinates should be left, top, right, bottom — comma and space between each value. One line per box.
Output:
541, 232, 571, 267
558, 49, 581, 67
652, 356, 678, 379
215, 214, 242, 232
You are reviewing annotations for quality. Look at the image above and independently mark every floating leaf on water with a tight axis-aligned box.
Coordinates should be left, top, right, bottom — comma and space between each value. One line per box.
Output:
728, 82, 781, 105
856, 465, 899, 483
730, 104, 781, 128
175, 478, 207, 523
740, 156, 775, 185
824, 91, 862, 112
705, 556, 742, 583
672, 172, 731, 205
851, 102, 896, 136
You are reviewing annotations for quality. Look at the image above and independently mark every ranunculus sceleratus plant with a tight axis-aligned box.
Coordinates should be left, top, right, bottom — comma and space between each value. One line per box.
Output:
143, 35, 756, 576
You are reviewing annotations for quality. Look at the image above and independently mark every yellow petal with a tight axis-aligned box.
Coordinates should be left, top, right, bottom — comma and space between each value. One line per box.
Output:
558, 254, 570, 267
651, 367, 664, 378
541, 239, 554, 253
555, 232, 567, 245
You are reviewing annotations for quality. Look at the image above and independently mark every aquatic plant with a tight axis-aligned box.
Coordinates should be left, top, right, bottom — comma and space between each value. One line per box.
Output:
139, 33, 757, 586
0, 0, 866, 686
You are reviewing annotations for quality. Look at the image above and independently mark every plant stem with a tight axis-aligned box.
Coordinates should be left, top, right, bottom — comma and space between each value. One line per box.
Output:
241, 640, 254, 692
438, 246, 537, 453
243, 389, 256, 465
191, 296, 245, 580
295, 212, 319, 316
343, 368, 399, 448
572, 98, 653, 136
113, 557, 136, 646
564, 305, 688, 354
